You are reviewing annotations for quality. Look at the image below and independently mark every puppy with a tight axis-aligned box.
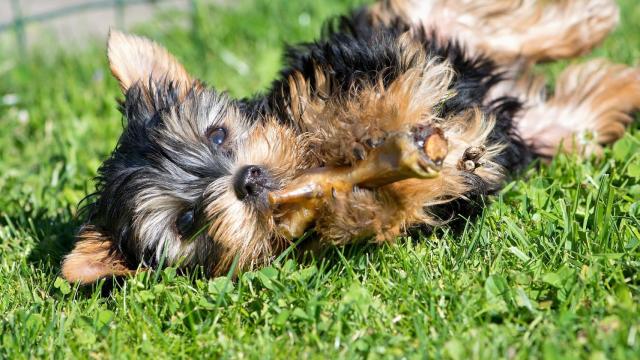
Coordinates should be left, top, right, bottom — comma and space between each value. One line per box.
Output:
62, 0, 640, 284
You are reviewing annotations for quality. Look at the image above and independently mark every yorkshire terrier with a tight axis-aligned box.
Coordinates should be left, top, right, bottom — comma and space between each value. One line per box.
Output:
62, 0, 640, 284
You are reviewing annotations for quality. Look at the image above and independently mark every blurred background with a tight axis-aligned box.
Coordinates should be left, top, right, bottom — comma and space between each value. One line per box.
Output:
0, 0, 361, 91
1, 0, 192, 48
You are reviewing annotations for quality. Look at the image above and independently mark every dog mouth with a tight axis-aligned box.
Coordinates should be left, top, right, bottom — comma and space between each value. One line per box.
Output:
267, 124, 449, 239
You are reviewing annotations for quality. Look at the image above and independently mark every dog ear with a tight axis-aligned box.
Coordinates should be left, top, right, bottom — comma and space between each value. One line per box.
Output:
107, 30, 194, 94
61, 227, 138, 285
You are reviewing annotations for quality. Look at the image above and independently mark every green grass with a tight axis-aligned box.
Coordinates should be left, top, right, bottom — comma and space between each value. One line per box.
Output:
1, 0, 639, 358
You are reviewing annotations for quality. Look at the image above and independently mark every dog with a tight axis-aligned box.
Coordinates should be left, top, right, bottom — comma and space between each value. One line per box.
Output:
61, 0, 640, 284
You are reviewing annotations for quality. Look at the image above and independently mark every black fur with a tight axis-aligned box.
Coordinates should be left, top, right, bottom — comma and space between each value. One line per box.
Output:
81, 80, 231, 269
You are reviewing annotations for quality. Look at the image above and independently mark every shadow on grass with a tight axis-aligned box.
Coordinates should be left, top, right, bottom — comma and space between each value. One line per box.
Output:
13, 208, 80, 271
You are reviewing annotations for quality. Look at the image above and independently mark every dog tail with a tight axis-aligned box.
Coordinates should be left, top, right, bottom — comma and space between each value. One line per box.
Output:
367, 0, 619, 64
514, 60, 640, 158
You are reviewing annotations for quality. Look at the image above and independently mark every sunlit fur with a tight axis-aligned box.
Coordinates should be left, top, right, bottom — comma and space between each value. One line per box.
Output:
282, 44, 456, 166
513, 60, 640, 157
204, 119, 310, 274
61, 227, 135, 284
62, 1, 640, 284
244, 17, 534, 240
365, 0, 619, 64
311, 107, 505, 245
357, 0, 640, 159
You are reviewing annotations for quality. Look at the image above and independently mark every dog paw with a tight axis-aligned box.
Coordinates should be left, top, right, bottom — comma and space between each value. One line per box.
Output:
457, 146, 487, 172
353, 131, 388, 161
351, 142, 368, 161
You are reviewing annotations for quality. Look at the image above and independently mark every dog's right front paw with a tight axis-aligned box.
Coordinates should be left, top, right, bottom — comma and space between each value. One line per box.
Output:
457, 146, 487, 172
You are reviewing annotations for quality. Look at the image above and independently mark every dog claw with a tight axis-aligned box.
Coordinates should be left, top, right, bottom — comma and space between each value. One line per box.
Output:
457, 146, 487, 172
352, 142, 367, 161
461, 160, 476, 172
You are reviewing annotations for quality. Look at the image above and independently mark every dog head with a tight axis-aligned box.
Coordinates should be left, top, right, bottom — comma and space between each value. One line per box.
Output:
62, 31, 306, 284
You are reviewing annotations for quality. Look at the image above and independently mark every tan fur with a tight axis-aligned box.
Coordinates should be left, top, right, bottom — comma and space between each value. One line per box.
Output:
278, 36, 506, 245
69, 32, 312, 280
282, 31, 501, 240
205, 119, 311, 275
368, 0, 619, 64
314, 108, 503, 245
286, 41, 454, 166
516, 60, 640, 157
108, 30, 196, 94
61, 228, 137, 284
368, 0, 634, 158
315, 187, 404, 244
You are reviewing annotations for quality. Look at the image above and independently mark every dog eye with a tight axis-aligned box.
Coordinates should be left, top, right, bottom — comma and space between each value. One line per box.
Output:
176, 209, 195, 237
207, 127, 227, 146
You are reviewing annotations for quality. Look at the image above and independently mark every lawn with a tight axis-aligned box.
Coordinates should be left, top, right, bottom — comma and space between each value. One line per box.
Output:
1, 0, 639, 358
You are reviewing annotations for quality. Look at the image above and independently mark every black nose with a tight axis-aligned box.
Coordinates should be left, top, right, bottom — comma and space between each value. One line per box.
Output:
234, 165, 269, 200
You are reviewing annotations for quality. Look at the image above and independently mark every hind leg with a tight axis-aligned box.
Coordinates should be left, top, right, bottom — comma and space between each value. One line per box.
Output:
514, 60, 640, 157
367, 0, 619, 65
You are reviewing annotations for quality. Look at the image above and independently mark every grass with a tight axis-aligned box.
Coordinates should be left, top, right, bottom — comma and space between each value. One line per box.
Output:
0, 0, 639, 358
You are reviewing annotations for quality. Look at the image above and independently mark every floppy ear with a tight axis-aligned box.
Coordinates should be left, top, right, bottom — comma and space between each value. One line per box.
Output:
107, 30, 194, 94
61, 227, 138, 285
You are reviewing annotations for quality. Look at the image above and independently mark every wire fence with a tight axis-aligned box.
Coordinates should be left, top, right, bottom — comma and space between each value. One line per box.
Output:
1, 0, 197, 55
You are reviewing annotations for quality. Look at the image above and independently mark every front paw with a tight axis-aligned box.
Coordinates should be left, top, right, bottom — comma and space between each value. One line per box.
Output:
457, 146, 487, 172
352, 130, 388, 161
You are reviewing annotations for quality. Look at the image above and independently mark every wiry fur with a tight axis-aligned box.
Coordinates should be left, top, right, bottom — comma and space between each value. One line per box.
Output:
108, 30, 197, 94
63, 2, 640, 284
313, 107, 505, 245
277, 48, 457, 166
64, 32, 310, 282
356, 0, 640, 158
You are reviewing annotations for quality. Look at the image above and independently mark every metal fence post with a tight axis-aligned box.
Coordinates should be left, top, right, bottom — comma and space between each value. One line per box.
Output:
115, 0, 125, 29
10, 0, 27, 56
190, 0, 202, 50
